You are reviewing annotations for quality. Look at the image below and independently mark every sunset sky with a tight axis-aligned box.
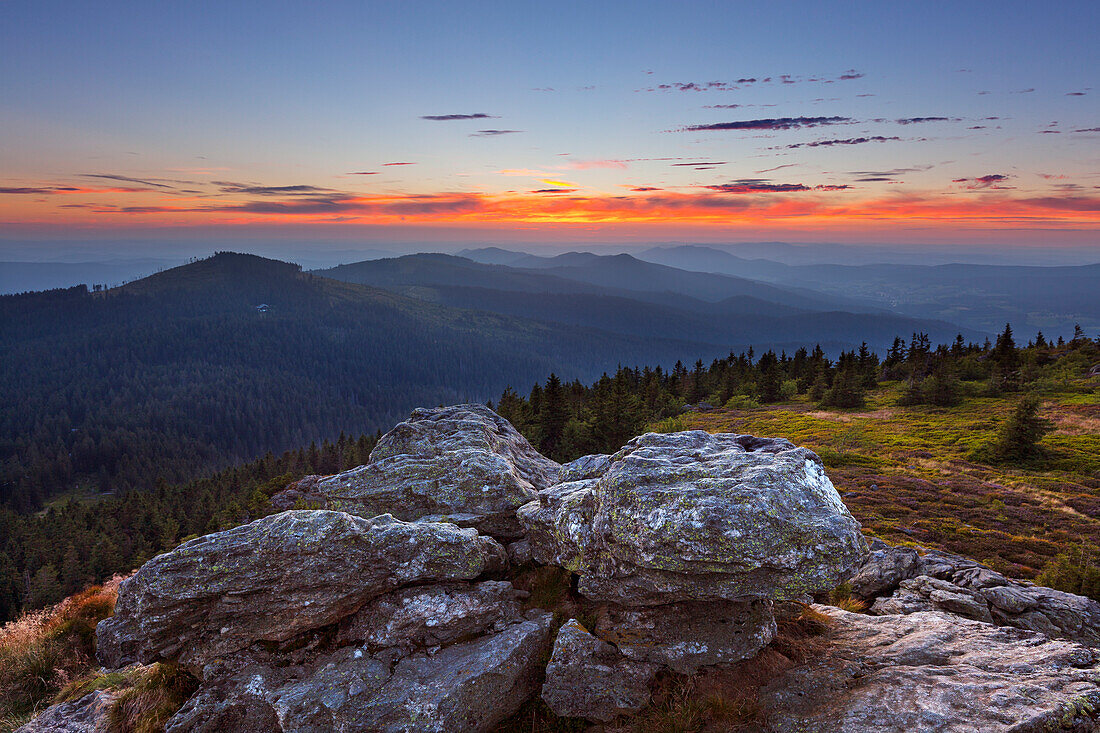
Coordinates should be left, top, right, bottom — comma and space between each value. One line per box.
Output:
2, 1, 1098, 251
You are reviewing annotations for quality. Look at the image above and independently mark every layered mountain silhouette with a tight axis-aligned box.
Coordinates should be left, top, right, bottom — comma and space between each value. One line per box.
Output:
0, 251, 975, 510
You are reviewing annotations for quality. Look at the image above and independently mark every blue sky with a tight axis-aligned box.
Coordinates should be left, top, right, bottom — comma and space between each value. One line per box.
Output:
1, 1, 1098, 251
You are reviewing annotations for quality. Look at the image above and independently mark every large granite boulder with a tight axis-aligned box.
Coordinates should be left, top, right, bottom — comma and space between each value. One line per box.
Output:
593, 599, 777, 673
852, 539, 1100, 646
271, 404, 561, 540
97, 510, 506, 670
166, 612, 554, 733
541, 619, 658, 722
519, 431, 868, 606
761, 606, 1100, 732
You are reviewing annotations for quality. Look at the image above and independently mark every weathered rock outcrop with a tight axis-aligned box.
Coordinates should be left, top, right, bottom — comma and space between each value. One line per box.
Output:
166, 611, 553, 733
761, 606, 1100, 732
541, 619, 658, 722
593, 599, 777, 673
533, 431, 867, 719
272, 404, 561, 539
520, 430, 868, 606
97, 510, 506, 670
335, 580, 520, 650
15, 689, 117, 733
852, 539, 1100, 646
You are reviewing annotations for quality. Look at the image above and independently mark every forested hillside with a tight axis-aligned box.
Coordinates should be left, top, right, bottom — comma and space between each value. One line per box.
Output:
0, 253, 719, 512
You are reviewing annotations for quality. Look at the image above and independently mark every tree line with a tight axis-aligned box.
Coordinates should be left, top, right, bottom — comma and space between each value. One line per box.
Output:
494, 324, 1099, 462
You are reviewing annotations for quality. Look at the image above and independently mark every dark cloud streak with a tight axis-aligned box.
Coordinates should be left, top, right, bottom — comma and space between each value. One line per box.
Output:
420, 113, 496, 121
681, 116, 850, 131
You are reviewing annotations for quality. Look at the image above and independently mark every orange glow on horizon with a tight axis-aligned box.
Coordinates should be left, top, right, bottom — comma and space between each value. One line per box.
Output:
3, 187, 1099, 235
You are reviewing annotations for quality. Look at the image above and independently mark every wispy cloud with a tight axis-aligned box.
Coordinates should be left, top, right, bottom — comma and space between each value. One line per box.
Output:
420, 113, 497, 121
780, 136, 900, 149
469, 129, 523, 137
952, 174, 1014, 190
681, 116, 851, 132
382, 162, 416, 166
539, 178, 576, 188
891, 117, 958, 125
0, 187, 63, 194
565, 159, 629, 170
349, 171, 380, 175
639, 71, 865, 92
79, 173, 176, 188
213, 183, 335, 195
702, 179, 850, 193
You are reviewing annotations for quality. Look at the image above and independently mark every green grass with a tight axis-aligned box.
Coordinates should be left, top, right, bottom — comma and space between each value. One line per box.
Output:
659, 378, 1100, 580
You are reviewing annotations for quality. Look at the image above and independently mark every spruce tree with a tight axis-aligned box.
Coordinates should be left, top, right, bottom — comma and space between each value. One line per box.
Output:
538, 374, 568, 460
991, 394, 1052, 461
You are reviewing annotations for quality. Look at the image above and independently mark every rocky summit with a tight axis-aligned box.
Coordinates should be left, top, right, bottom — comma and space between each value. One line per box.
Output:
271, 403, 561, 540
520, 430, 869, 605
18, 404, 1100, 732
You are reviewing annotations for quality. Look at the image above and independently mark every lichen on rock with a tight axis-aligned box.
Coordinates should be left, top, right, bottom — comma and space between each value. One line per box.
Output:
520, 430, 869, 606
271, 404, 561, 540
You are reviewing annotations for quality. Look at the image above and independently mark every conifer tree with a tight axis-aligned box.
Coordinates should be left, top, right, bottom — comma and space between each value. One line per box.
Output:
538, 374, 568, 460
990, 394, 1052, 461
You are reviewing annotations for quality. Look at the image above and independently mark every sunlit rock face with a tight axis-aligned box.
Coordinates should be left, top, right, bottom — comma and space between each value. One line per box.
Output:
272, 404, 561, 540
520, 430, 869, 606
761, 606, 1100, 733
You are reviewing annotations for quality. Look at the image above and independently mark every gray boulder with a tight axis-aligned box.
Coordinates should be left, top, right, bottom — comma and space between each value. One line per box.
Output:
761, 606, 1100, 732
271, 404, 561, 539
166, 612, 554, 733
15, 690, 117, 733
335, 580, 521, 650
870, 576, 994, 624
853, 540, 1100, 645
97, 510, 506, 670
541, 619, 658, 722
593, 599, 777, 674
519, 431, 868, 606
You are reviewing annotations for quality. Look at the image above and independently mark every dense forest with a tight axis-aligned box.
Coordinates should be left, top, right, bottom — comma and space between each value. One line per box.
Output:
1, 322, 1095, 623
494, 323, 1100, 462
0, 252, 724, 513
0, 432, 379, 624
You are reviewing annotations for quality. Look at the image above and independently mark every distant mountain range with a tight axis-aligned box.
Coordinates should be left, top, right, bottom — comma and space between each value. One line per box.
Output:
315, 252, 979, 349
631, 245, 1100, 335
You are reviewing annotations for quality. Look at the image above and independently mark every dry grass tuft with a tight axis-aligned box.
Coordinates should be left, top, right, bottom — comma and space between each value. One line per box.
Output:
108, 663, 199, 733
832, 596, 868, 613
0, 577, 124, 730
771, 604, 834, 663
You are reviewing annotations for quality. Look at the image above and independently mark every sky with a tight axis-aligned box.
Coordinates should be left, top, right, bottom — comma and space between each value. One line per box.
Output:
2, 1, 1099, 256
